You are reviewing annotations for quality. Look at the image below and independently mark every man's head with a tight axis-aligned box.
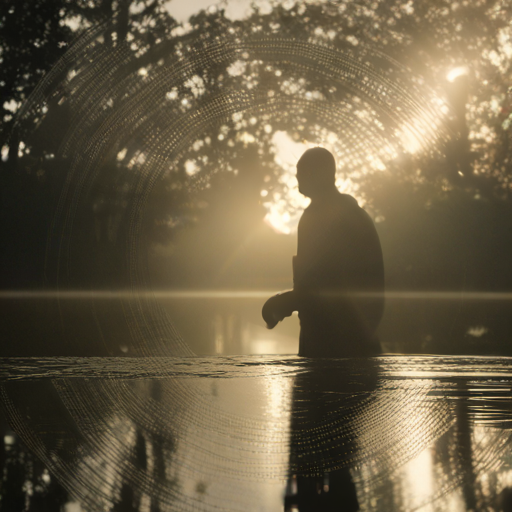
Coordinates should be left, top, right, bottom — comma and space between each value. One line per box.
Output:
296, 147, 336, 198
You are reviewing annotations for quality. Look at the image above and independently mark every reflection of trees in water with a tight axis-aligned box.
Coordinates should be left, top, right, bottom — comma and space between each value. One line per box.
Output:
4, 362, 512, 510
284, 362, 512, 512
426, 380, 512, 512
367, 378, 512, 512
112, 381, 171, 512
1, 378, 182, 512
0, 429, 68, 512
1, 365, 292, 511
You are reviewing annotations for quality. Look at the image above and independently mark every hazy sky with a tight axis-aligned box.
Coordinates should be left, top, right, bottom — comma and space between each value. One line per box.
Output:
164, 0, 262, 22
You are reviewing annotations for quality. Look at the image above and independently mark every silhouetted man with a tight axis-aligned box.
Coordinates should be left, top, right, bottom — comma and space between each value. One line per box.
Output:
262, 147, 384, 357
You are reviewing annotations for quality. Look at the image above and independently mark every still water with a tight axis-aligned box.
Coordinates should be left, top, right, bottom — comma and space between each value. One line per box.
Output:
2, 355, 512, 511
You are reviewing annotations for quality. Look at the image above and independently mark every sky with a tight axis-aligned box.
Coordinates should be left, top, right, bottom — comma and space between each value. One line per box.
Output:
164, 0, 283, 22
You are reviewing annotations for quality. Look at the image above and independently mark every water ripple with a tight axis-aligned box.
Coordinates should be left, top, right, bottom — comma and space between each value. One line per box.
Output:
1, 354, 512, 381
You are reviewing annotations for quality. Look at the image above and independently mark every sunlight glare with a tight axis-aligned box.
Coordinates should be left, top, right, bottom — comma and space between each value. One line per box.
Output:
403, 448, 434, 509
263, 131, 311, 234
399, 123, 423, 154
447, 66, 469, 83
164, 0, 252, 23
265, 374, 292, 420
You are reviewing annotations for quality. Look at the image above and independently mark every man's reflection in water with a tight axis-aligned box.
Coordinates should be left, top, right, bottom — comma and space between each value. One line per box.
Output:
285, 468, 358, 512
284, 359, 378, 511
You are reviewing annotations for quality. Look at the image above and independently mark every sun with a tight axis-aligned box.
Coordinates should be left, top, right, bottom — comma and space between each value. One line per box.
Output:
262, 131, 311, 235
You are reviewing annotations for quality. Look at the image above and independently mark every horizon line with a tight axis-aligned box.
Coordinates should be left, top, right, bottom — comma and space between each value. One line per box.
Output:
1, 290, 512, 301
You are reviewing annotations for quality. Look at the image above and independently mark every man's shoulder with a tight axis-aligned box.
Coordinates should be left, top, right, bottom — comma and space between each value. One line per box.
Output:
336, 194, 377, 230
337, 193, 359, 208
302, 193, 364, 221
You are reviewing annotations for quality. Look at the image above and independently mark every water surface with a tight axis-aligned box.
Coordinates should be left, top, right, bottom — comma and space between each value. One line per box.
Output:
2, 355, 512, 511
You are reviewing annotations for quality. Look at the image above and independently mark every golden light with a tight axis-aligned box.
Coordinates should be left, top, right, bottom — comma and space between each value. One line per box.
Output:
403, 447, 435, 510
263, 131, 312, 234
446, 66, 469, 83
399, 122, 423, 154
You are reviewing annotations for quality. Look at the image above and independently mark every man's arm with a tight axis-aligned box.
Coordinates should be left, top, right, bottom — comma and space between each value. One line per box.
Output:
261, 290, 297, 329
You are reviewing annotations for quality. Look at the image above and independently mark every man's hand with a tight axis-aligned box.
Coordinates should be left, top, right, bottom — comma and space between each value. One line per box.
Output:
262, 291, 296, 329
